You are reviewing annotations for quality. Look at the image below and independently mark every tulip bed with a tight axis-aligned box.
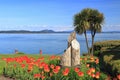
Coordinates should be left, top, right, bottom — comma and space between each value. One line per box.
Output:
1, 54, 111, 80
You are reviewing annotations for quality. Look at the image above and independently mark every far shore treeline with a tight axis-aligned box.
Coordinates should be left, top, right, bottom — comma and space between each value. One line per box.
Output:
0, 30, 120, 34
0, 30, 72, 33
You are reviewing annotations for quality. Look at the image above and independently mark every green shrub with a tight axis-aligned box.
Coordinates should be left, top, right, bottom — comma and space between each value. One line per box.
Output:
94, 40, 120, 51
94, 40, 120, 77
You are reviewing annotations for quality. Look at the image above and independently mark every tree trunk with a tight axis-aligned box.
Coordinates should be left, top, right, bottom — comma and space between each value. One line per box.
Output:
84, 31, 90, 54
91, 31, 96, 56
91, 35, 94, 56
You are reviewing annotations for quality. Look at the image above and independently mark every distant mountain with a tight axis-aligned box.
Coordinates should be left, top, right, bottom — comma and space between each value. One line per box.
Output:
0, 30, 31, 33
0, 30, 72, 33
39, 29, 55, 33
0, 30, 119, 34
102, 31, 120, 33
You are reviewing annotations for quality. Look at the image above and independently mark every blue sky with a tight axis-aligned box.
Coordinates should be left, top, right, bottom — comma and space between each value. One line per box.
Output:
0, 0, 120, 31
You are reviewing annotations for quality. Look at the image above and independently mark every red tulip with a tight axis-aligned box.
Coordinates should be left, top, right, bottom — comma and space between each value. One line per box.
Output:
50, 72, 53, 77
62, 68, 69, 76
55, 66, 61, 70
27, 64, 33, 72
95, 58, 99, 64
21, 64, 25, 68
84, 57, 87, 61
41, 75, 45, 80
117, 74, 120, 80
50, 64, 55, 69
34, 73, 41, 78
53, 69, 59, 74
87, 70, 91, 75
91, 73, 95, 78
74, 67, 79, 72
90, 68, 95, 73
77, 71, 84, 77
56, 56, 60, 60
80, 58, 82, 61
49, 55, 56, 60
95, 72, 100, 79
39, 63, 43, 69
86, 64, 90, 67
14, 64, 16, 68
44, 66, 50, 72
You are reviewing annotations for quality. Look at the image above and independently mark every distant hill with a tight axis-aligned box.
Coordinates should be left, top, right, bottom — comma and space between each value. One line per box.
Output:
0, 30, 72, 33
0, 30, 119, 34
102, 31, 120, 33
0, 30, 31, 33
40, 29, 55, 33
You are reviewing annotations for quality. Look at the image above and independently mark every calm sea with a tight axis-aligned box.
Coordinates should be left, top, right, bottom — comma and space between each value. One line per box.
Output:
0, 33, 120, 55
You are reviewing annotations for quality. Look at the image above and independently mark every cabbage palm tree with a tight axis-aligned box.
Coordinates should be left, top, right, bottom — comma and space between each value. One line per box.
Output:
89, 9, 104, 55
74, 8, 91, 54
74, 8, 104, 55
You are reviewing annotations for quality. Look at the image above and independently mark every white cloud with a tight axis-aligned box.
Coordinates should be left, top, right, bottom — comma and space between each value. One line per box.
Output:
1, 24, 120, 32
0, 24, 120, 32
0, 24, 74, 31
102, 24, 120, 31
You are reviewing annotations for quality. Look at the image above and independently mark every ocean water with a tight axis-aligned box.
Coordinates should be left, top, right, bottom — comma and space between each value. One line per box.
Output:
0, 33, 120, 55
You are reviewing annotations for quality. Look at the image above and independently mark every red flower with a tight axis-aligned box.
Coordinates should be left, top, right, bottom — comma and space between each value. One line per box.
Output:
49, 55, 56, 60
77, 71, 84, 77
53, 69, 59, 74
50, 72, 53, 77
55, 66, 61, 70
95, 58, 99, 64
74, 67, 79, 72
27, 64, 33, 72
84, 57, 87, 61
56, 56, 60, 60
95, 72, 100, 79
50, 64, 55, 69
39, 57, 44, 61
90, 68, 95, 73
39, 63, 43, 69
34, 73, 41, 78
86, 64, 90, 67
80, 58, 82, 61
52, 66, 60, 74
64, 68, 69, 71
117, 74, 120, 80
44, 66, 50, 72
91, 73, 95, 78
41, 75, 45, 80
87, 70, 91, 75
21, 64, 25, 68
14, 64, 16, 68
62, 68, 69, 76
39, 62, 46, 69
